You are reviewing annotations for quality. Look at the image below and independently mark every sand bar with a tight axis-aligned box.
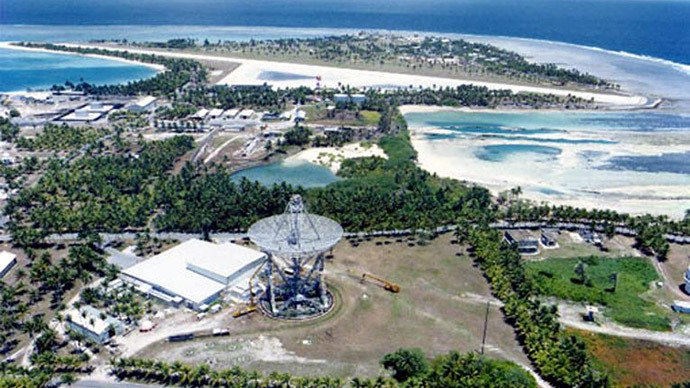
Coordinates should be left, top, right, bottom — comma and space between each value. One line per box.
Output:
288, 142, 387, 173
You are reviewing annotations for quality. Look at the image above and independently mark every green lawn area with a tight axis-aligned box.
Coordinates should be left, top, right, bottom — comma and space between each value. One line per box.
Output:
359, 110, 381, 126
526, 256, 671, 331
303, 105, 381, 127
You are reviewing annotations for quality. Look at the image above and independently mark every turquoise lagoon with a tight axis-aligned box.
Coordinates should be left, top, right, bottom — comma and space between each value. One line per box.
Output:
231, 158, 339, 188
406, 110, 690, 217
0, 47, 159, 93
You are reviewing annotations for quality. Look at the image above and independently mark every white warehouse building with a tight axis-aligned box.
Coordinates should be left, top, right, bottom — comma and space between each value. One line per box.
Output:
127, 96, 157, 113
121, 239, 266, 310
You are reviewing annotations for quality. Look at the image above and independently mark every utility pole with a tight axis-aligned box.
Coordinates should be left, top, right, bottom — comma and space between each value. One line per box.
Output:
480, 300, 490, 355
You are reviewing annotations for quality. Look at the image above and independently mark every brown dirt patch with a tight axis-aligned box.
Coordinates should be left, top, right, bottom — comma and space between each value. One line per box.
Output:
571, 328, 690, 387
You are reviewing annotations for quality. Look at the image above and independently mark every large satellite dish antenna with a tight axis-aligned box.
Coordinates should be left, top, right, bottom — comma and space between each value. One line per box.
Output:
248, 195, 343, 319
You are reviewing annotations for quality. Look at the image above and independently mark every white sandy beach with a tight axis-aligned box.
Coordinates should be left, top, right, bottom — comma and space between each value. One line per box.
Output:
408, 120, 690, 218
288, 142, 387, 173
24, 42, 648, 107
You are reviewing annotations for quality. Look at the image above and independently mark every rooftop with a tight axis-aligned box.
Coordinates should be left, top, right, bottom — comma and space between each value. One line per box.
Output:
0, 251, 16, 275
133, 96, 156, 107
65, 305, 121, 335
122, 239, 264, 304
505, 230, 537, 241
186, 241, 265, 278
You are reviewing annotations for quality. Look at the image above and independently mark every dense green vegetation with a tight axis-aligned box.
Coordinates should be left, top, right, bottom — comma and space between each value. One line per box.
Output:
526, 256, 669, 331
154, 167, 298, 234
7, 136, 194, 243
16, 123, 109, 151
283, 125, 312, 146
110, 350, 536, 388
0, 117, 20, 142
350, 85, 590, 110
0, 365, 52, 388
468, 228, 610, 387
381, 348, 537, 388
138, 34, 613, 88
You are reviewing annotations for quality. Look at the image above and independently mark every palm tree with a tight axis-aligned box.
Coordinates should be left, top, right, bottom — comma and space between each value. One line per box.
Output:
22, 315, 46, 339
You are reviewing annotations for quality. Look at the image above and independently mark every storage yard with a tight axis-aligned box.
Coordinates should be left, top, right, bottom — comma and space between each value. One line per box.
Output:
135, 233, 532, 378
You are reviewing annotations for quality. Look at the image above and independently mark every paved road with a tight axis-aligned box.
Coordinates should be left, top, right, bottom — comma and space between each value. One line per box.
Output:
0, 220, 687, 244
558, 302, 690, 347
74, 379, 164, 388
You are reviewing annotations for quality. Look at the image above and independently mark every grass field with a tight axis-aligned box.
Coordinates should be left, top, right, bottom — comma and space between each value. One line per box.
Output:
526, 256, 672, 331
303, 105, 381, 127
529, 233, 640, 261
138, 234, 530, 379
570, 329, 690, 387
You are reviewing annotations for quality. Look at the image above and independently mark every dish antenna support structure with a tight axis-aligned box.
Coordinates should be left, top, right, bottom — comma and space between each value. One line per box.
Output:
248, 195, 343, 319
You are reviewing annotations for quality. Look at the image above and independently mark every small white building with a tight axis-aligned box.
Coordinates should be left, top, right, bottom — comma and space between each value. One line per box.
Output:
684, 265, 690, 295
121, 239, 266, 310
127, 96, 157, 113
295, 110, 307, 122
207, 108, 224, 119
193, 108, 209, 120
223, 109, 240, 119
238, 109, 255, 120
0, 251, 17, 278
64, 305, 124, 344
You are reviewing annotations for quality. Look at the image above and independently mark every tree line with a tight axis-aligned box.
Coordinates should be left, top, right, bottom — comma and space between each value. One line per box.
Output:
465, 227, 610, 388
15, 123, 109, 151
109, 349, 537, 388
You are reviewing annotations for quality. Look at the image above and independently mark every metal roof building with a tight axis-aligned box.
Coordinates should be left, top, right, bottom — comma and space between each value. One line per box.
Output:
127, 96, 157, 112
121, 239, 266, 310
64, 305, 124, 344
0, 251, 17, 278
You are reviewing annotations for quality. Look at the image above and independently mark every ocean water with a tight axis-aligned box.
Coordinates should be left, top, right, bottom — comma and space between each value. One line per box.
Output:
1, 0, 690, 97
230, 159, 339, 188
0, 47, 158, 92
3, 0, 690, 65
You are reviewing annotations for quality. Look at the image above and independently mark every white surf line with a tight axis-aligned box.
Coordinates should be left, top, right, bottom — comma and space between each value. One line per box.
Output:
46, 42, 647, 107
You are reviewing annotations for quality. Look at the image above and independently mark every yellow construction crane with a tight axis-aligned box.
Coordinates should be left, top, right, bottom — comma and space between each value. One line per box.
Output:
361, 273, 400, 293
232, 262, 265, 318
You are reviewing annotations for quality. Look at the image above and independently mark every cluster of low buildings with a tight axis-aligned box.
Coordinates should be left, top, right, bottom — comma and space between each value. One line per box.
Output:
503, 229, 561, 255
503, 227, 603, 255
57, 101, 119, 122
